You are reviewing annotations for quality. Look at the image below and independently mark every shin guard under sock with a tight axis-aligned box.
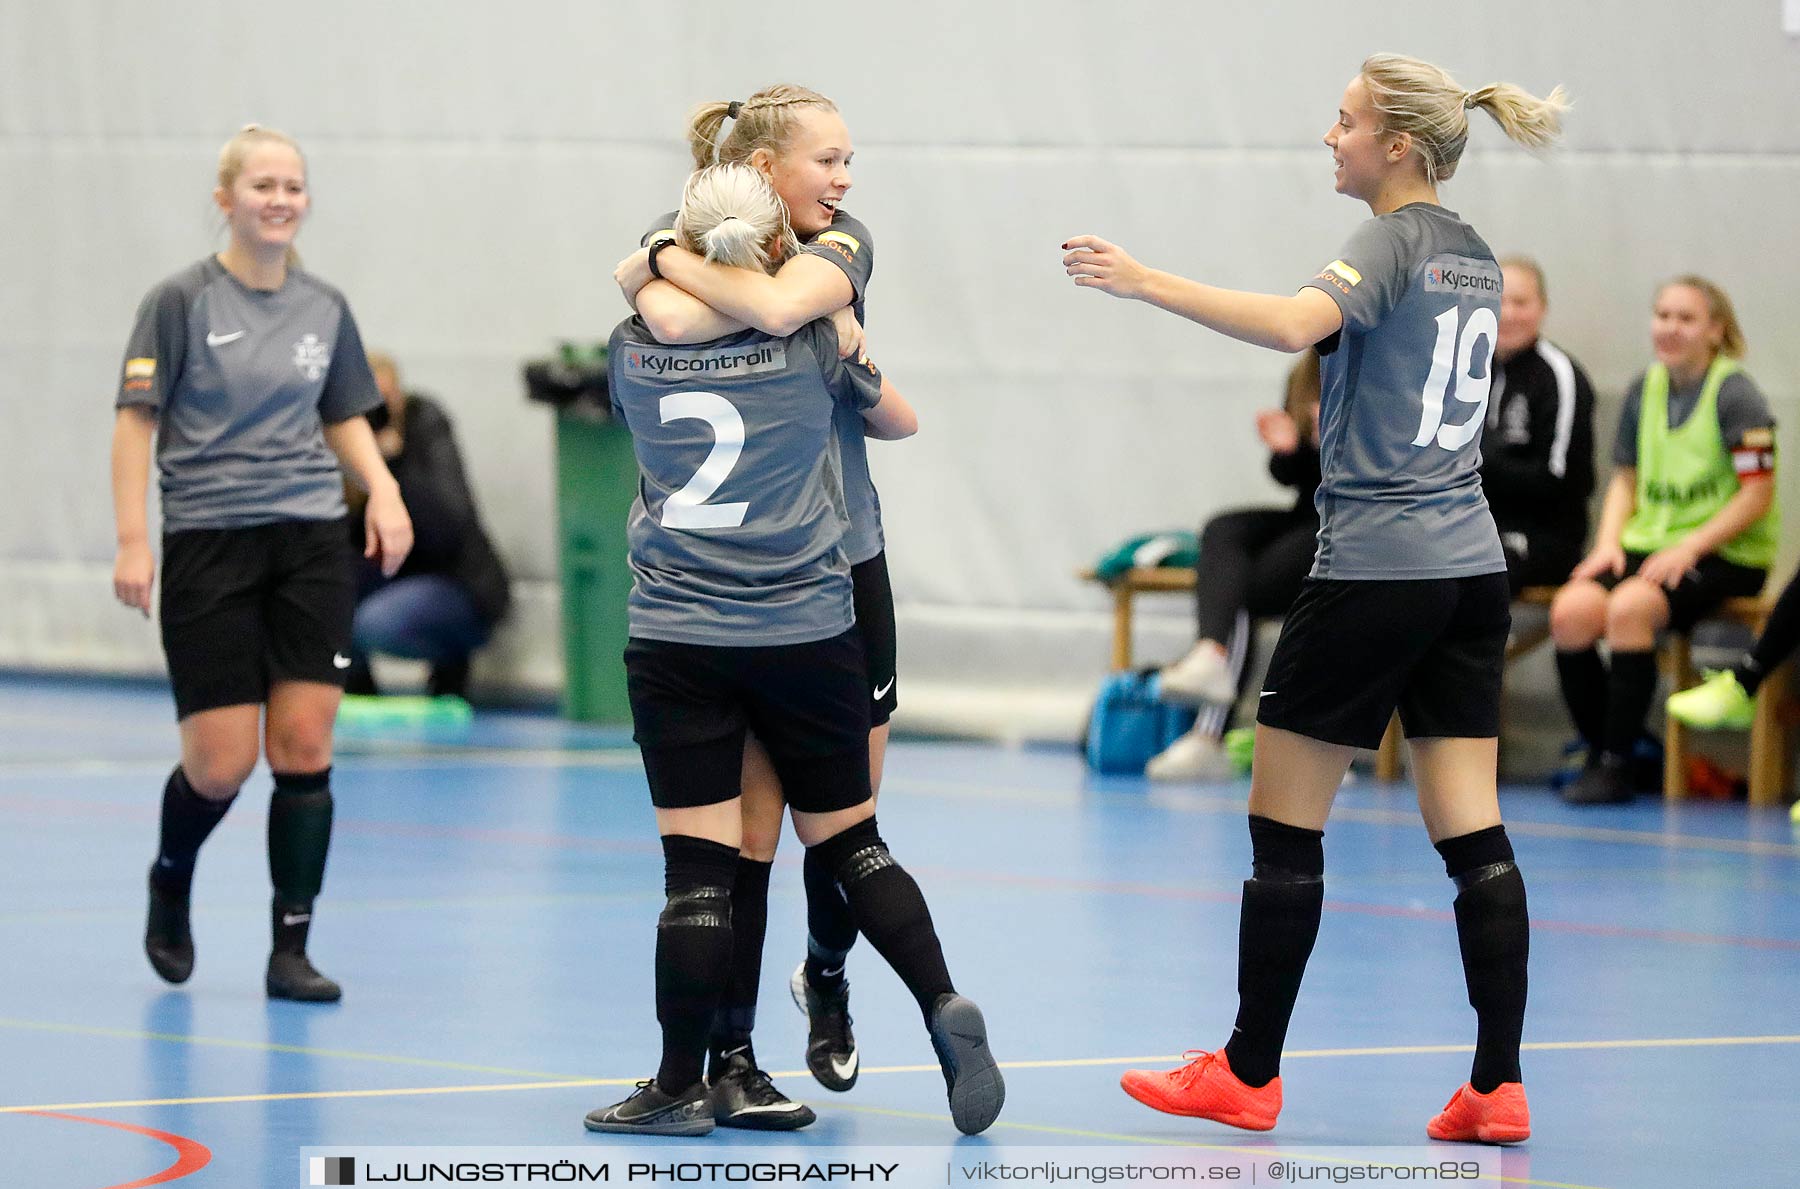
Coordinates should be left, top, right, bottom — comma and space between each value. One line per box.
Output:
802, 844, 858, 994
268, 769, 332, 951
1436, 826, 1529, 1092
154, 766, 236, 894
1223, 814, 1325, 1088
809, 818, 953, 1019
656, 835, 737, 1094
1601, 649, 1657, 761
1554, 648, 1609, 752
710, 856, 772, 1069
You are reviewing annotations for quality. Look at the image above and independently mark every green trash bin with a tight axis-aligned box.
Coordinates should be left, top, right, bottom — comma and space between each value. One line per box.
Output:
555, 408, 639, 724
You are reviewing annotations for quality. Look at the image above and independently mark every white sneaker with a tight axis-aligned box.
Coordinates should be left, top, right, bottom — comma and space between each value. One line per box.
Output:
1158, 644, 1237, 707
1145, 731, 1236, 782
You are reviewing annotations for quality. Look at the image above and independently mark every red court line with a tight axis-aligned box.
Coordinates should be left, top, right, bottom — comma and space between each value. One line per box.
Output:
22, 1111, 210, 1187
5, 794, 1796, 952
904, 865, 1800, 953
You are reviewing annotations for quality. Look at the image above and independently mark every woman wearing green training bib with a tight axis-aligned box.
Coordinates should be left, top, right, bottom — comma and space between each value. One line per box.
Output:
1550, 276, 1776, 806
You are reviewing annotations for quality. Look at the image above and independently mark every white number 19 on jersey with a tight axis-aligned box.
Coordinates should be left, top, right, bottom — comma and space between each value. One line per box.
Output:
1412, 305, 1498, 451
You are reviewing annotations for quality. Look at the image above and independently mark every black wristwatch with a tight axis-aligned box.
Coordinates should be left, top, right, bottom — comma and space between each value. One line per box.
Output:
646, 236, 677, 280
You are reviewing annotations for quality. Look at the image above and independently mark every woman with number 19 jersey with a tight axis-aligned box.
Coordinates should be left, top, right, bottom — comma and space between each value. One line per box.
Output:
1306, 208, 1509, 580
1065, 55, 1566, 1144
582, 164, 1002, 1140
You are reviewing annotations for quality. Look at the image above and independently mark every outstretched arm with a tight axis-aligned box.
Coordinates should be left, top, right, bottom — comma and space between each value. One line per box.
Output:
1063, 235, 1343, 354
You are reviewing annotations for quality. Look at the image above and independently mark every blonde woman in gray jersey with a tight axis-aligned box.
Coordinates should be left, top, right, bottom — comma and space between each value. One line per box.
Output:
584, 164, 1001, 1138
1065, 55, 1565, 1143
615, 85, 903, 1116
112, 126, 413, 1002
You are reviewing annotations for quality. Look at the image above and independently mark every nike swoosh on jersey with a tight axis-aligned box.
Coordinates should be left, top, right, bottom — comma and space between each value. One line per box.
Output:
206, 330, 247, 346
872, 678, 896, 700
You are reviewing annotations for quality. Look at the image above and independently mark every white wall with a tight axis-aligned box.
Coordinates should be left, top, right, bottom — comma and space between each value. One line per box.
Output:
6, 1, 1800, 740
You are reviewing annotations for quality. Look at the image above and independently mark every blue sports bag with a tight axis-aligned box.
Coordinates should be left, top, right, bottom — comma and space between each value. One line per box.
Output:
1083, 669, 1198, 775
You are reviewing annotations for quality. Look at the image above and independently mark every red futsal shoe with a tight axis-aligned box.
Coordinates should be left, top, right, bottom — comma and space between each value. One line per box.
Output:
1119, 1048, 1281, 1131
1427, 1081, 1531, 1144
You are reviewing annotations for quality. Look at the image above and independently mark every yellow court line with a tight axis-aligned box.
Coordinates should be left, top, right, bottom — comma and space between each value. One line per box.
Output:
8, 1032, 1800, 1117
0, 1018, 580, 1079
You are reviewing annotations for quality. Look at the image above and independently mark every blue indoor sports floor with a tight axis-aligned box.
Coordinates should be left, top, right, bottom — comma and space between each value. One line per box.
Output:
2, 674, 1797, 1188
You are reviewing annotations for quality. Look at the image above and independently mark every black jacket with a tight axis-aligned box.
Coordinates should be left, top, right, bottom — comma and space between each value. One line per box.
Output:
357, 394, 511, 625
1480, 338, 1595, 549
1268, 445, 1322, 518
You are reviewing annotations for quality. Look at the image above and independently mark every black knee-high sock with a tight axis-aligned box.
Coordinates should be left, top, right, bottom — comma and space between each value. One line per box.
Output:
657, 835, 738, 1095
1740, 572, 1800, 694
808, 818, 953, 1020
268, 769, 332, 954
1602, 649, 1658, 759
802, 845, 857, 994
1555, 648, 1608, 751
1435, 826, 1528, 1093
710, 856, 772, 1069
153, 767, 236, 894
1223, 814, 1325, 1089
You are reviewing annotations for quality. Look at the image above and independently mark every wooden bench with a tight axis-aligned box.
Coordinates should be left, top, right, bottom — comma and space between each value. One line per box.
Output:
1081, 566, 1199, 672
1080, 568, 1792, 804
1661, 596, 1790, 806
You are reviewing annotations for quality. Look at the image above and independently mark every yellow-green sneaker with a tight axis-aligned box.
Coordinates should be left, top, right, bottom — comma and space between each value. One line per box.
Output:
1667, 670, 1754, 731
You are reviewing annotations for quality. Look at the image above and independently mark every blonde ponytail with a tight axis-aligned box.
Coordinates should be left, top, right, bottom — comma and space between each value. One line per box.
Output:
682, 84, 838, 173
674, 164, 799, 274
1361, 54, 1567, 185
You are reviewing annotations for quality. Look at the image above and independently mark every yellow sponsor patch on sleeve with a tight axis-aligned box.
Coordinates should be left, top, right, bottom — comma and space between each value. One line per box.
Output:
1324, 259, 1362, 286
1742, 427, 1776, 449
816, 229, 861, 256
125, 357, 156, 379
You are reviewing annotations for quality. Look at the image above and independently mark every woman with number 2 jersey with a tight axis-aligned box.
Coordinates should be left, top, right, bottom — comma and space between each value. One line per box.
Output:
1064, 55, 1565, 1142
584, 163, 1001, 1138
614, 84, 897, 1122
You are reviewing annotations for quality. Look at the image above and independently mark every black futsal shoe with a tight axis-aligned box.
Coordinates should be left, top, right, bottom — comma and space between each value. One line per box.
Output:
584, 1079, 715, 1136
1561, 755, 1633, 805
144, 867, 195, 984
790, 962, 860, 1091
710, 1049, 817, 1130
266, 951, 343, 1002
928, 993, 1006, 1135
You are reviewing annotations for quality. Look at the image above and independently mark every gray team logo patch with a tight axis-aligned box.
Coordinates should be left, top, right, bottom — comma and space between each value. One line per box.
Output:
292, 333, 331, 380
624, 342, 786, 379
1422, 256, 1503, 296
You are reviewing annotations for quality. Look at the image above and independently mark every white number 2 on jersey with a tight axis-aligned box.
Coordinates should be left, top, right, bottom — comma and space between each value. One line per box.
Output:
659, 391, 750, 529
1412, 305, 1498, 451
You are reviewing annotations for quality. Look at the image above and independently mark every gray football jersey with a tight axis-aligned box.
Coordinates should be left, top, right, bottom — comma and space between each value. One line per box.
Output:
1300, 205, 1508, 579
607, 316, 884, 646
117, 257, 380, 532
642, 208, 885, 563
